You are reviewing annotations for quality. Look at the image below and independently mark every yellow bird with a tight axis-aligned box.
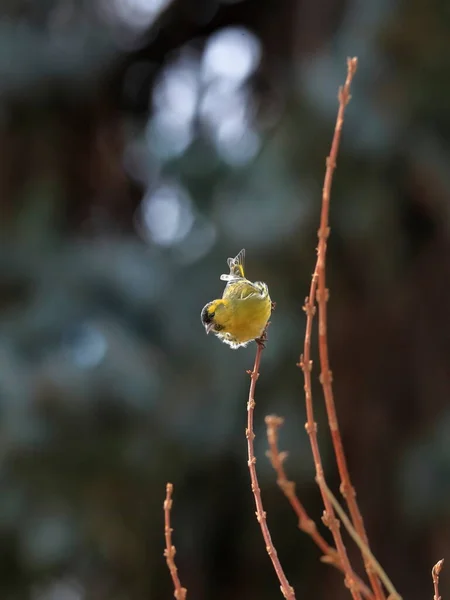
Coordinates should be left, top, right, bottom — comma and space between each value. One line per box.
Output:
201, 249, 272, 349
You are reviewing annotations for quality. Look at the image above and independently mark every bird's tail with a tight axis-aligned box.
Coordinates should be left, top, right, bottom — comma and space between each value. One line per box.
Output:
220, 249, 245, 282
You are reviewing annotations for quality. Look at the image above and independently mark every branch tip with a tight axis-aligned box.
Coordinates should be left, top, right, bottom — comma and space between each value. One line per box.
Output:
432, 559, 444, 600
163, 483, 187, 600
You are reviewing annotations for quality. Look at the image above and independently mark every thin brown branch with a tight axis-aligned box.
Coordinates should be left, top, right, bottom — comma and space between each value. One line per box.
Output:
314, 56, 386, 600
432, 559, 444, 600
246, 334, 295, 600
164, 483, 187, 600
298, 57, 363, 600
265, 414, 373, 600
321, 481, 401, 600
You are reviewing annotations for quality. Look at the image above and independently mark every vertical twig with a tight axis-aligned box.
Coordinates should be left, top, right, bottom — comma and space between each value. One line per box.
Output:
164, 483, 187, 600
246, 336, 295, 600
299, 57, 362, 600
265, 415, 373, 600
314, 57, 385, 600
432, 560, 444, 600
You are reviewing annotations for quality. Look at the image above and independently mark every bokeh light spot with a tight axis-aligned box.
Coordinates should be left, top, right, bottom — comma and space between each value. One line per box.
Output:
141, 184, 194, 246
201, 27, 261, 83
65, 324, 108, 369
104, 0, 171, 30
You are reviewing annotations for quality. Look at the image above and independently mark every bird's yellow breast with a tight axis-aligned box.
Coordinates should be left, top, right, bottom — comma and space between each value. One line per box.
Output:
225, 296, 271, 343
216, 281, 271, 346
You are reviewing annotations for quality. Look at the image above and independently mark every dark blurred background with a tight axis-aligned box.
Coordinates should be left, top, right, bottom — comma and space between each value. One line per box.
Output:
1, 0, 450, 598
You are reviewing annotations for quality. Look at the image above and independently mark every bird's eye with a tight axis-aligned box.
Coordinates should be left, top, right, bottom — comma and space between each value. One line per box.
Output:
209, 311, 215, 318
201, 305, 215, 324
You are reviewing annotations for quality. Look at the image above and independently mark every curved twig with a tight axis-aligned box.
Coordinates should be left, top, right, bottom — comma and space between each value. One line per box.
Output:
265, 414, 373, 600
246, 334, 295, 600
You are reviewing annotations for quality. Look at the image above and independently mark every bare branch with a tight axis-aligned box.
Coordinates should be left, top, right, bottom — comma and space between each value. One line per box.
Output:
314, 55, 386, 600
432, 559, 444, 600
321, 481, 401, 600
265, 414, 373, 600
164, 483, 187, 600
298, 57, 363, 600
246, 333, 295, 600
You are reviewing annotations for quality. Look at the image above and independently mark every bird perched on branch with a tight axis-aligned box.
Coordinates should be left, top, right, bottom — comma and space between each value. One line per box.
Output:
201, 249, 272, 349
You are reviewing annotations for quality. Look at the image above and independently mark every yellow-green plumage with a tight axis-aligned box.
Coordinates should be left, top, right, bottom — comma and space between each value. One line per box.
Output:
201, 249, 272, 349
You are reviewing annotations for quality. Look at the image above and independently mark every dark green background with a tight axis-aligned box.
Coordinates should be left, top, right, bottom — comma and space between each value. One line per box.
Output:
0, 0, 449, 598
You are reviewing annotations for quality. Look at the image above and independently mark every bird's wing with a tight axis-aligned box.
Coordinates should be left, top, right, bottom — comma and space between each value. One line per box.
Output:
223, 280, 266, 300
241, 281, 268, 299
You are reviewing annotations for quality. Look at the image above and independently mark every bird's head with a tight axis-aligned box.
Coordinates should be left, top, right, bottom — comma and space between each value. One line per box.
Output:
201, 299, 228, 334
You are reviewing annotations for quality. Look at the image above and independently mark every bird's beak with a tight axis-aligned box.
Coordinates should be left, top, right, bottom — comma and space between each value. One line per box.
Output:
205, 322, 214, 335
